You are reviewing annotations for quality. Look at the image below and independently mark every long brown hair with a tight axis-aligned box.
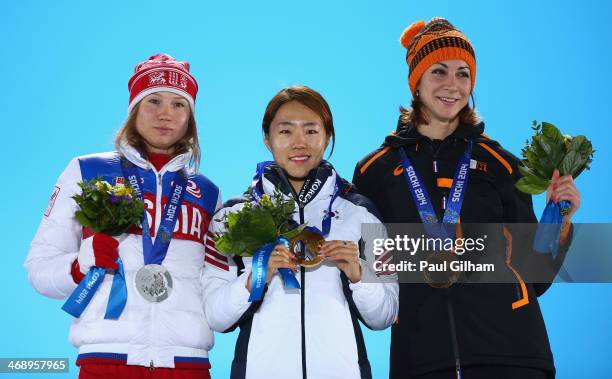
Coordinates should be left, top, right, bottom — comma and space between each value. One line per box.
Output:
262, 85, 335, 157
114, 101, 201, 170
399, 95, 480, 129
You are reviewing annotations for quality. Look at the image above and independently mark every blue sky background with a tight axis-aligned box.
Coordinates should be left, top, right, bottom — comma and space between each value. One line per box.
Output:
2, 0, 611, 378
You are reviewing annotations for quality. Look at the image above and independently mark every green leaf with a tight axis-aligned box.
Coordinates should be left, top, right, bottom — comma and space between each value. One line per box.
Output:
569, 135, 593, 161
245, 210, 277, 240
214, 236, 231, 254
531, 156, 555, 179
515, 177, 547, 195
75, 212, 97, 231
227, 212, 239, 229
518, 165, 550, 188
523, 151, 548, 178
527, 137, 544, 155
79, 203, 97, 219
533, 134, 552, 156
559, 150, 583, 177
541, 122, 562, 142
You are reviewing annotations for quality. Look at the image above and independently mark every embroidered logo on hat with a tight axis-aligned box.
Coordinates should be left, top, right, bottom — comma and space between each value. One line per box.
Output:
148, 72, 166, 86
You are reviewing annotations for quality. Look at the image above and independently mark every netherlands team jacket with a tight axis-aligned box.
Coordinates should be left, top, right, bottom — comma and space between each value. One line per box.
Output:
353, 121, 571, 378
25, 140, 224, 369
203, 163, 399, 379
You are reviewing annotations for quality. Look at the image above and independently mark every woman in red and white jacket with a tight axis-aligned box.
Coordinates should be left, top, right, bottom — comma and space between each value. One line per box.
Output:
25, 54, 224, 379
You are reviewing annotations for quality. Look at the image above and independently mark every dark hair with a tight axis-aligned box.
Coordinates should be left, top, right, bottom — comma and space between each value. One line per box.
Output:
114, 101, 201, 170
262, 85, 335, 157
399, 95, 480, 129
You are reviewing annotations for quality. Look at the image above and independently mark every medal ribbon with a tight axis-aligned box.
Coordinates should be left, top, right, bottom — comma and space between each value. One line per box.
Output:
398, 140, 473, 238
249, 237, 299, 302
62, 248, 127, 319
103, 258, 127, 318
62, 266, 105, 318
120, 159, 187, 265
533, 199, 571, 258
250, 161, 276, 201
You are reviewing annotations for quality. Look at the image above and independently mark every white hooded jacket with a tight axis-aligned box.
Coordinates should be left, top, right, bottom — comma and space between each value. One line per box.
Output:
25, 141, 222, 369
203, 163, 398, 379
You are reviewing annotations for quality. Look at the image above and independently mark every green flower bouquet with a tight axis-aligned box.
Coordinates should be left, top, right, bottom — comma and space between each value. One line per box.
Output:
72, 178, 145, 236
515, 121, 594, 256
516, 121, 594, 195
213, 190, 304, 257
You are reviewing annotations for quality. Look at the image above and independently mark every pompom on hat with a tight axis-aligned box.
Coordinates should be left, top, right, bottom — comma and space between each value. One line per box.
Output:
400, 18, 476, 95
127, 53, 198, 114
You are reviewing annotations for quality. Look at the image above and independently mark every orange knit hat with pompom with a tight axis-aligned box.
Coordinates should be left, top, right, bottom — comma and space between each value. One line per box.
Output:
400, 18, 476, 95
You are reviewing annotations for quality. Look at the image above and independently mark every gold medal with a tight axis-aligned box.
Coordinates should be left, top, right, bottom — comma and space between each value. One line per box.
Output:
290, 229, 325, 268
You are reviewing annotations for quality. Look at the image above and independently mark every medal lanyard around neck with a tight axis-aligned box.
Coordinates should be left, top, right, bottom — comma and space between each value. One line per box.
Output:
398, 140, 473, 239
250, 161, 342, 237
121, 159, 187, 265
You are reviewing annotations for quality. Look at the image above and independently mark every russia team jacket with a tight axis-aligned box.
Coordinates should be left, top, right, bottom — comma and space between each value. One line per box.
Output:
203, 163, 399, 379
25, 141, 224, 369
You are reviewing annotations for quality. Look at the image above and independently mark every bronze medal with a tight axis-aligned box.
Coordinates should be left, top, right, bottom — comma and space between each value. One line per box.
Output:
423, 249, 460, 288
290, 229, 325, 268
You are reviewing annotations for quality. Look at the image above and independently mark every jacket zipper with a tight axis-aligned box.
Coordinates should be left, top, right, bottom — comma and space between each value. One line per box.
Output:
430, 140, 462, 378
446, 293, 462, 379
149, 168, 164, 368
271, 168, 308, 378
155, 171, 163, 232
298, 203, 307, 379
430, 140, 445, 218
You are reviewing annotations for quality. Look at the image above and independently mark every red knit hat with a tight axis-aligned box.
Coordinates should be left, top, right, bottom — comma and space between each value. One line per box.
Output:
400, 18, 476, 96
127, 53, 198, 113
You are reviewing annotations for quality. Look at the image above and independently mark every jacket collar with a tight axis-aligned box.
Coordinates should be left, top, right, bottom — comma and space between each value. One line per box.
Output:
257, 161, 337, 207
384, 119, 485, 148
118, 138, 193, 174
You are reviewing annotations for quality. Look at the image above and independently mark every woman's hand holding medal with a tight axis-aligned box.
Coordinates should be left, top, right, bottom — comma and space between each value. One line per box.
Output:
244, 239, 363, 289
319, 240, 361, 283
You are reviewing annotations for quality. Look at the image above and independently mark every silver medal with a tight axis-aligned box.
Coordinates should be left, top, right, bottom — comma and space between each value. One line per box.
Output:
135, 264, 173, 302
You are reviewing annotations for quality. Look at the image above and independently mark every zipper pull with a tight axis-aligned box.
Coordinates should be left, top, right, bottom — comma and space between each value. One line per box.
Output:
149, 360, 155, 371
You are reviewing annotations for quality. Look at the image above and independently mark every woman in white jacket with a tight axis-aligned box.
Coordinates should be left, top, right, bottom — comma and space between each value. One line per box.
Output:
203, 86, 398, 379
25, 54, 223, 379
